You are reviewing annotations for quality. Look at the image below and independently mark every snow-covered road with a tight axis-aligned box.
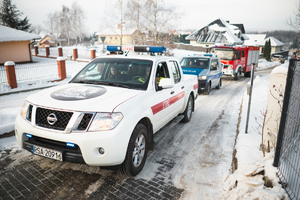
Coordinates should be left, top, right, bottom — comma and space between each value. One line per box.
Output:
0, 77, 247, 199
137, 76, 248, 199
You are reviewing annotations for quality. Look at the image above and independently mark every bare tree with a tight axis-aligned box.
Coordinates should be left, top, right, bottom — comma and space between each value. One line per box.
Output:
60, 5, 72, 45
287, 0, 300, 31
71, 1, 85, 44
45, 11, 60, 36
29, 24, 44, 34
126, 0, 143, 44
143, 0, 178, 45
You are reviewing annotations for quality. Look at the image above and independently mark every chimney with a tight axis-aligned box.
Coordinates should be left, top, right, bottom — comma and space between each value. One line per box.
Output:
118, 24, 121, 29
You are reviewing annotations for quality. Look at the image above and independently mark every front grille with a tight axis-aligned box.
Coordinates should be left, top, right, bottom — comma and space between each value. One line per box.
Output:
27, 105, 33, 122
26, 134, 81, 153
78, 114, 93, 130
36, 107, 73, 131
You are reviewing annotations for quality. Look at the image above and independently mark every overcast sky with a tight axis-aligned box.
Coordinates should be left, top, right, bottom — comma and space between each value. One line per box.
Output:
12, 0, 298, 35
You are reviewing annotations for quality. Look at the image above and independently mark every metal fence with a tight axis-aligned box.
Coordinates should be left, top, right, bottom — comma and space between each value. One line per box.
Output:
0, 61, 87, 85
274, 58, 300, 200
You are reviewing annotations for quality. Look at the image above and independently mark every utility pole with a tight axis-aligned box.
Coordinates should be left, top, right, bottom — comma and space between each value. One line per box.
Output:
120, 0, 123, 45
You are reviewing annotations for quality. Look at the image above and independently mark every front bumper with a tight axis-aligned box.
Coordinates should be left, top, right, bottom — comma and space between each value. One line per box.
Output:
222, 68, 234, 76
198, 80, 208, 91
15, 114, 131, 166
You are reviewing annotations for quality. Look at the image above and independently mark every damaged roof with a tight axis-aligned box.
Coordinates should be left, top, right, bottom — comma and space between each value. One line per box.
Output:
186, 19, 243, 45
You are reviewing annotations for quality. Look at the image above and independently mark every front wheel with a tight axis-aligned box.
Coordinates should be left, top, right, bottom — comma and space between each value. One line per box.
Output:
203, 83, 210, 95
215, 78, 222, 89
181, 95, 193, 123
119, 124, 148, 176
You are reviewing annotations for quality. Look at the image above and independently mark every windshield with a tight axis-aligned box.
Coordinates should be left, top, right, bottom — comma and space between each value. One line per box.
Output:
180, 57, 210, 69
70, 58, 153, 90
213, 48, 234, 60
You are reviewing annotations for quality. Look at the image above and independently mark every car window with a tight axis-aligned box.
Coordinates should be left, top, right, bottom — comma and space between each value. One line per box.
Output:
155, 62, 170, 90
180, 57, 209, 69
169, 61, 181, 84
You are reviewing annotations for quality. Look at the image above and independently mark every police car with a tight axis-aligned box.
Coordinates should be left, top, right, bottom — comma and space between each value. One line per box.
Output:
180, 54, 222, 95
15, 46, 198, 176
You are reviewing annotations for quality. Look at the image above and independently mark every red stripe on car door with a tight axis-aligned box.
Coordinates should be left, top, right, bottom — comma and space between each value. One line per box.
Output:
151, 91, 185, 115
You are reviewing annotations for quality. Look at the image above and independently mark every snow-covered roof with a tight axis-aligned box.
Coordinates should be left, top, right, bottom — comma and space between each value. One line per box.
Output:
185, 18, 243, 45
0, 25, 41, 42
243, 34, 266, 46
257, 37, 284, 47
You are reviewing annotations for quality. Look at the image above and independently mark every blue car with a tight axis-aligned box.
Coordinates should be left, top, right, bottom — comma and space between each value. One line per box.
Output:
180, 55, 222, 95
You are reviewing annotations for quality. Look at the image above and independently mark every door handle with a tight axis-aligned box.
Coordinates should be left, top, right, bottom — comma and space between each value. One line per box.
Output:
170, 91, 175, 94
181, 86, 185, 89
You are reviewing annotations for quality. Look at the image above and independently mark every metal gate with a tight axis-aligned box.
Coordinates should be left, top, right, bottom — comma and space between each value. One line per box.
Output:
274, 58, 300, 200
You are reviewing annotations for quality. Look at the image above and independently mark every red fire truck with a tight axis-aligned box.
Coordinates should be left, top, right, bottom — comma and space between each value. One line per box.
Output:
211, 45, 260, 80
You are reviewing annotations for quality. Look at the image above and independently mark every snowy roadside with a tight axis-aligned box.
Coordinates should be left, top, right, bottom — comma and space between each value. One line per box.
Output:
222, 62, 289, 199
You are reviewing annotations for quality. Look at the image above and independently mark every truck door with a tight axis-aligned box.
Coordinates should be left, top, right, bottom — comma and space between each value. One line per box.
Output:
167, 60, 185, 114
209, 59, 219, 87
151, 62, 179, 130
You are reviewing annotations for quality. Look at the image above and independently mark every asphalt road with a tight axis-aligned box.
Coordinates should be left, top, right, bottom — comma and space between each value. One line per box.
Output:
0, 75, 252, 200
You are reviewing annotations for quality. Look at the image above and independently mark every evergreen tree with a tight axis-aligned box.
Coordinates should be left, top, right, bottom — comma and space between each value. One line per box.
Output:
266, 39, 271, 61
263, 40, 268, 59
0, 0, 31, 31
263, 39, 271, 61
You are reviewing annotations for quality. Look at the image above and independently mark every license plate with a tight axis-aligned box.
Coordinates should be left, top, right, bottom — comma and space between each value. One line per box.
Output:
31, 145, 63, 161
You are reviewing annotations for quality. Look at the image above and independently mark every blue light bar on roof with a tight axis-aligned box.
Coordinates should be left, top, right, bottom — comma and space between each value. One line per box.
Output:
107, 45, 122, 52
204, 54, 213, 57
134, 46, 166, 53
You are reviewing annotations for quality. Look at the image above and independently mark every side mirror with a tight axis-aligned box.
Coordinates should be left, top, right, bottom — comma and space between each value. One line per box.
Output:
159, 78, 174, 89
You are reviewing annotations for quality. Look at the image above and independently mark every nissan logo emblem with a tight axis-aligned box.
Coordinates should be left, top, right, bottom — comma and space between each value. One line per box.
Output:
47, 113, 57, 125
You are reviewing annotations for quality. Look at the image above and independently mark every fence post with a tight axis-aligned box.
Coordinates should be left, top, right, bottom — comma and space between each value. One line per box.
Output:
273, 58, 297, 167
73, 48, 78, 61
4, 61, 17, 89
57, 57, 66, 80
34, 45, 39, 56
45, 45, 50, 57
91, 48, 96, 60
58, 46, 63, 57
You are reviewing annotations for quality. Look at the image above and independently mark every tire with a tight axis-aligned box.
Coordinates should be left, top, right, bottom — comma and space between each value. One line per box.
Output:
119, 124, 148, 176
181, 95, 193, 123
244, 71, 251, 77
203, 83, 210, 95
234, 72, 239, 80
215, 78, 221, 89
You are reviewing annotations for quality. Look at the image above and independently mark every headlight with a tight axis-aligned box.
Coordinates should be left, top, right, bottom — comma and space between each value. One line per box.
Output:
21, 101, 29, 120
89, 112, 123, 131
199, 76, 207, 80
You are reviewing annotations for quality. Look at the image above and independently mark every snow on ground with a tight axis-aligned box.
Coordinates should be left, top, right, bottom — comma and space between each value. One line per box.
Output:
258, 58, 281, 69
0, 48, 290, 198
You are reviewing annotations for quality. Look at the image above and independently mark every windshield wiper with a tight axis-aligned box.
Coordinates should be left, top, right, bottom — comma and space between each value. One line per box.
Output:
106, 82, 131, 88
73, 80, 131, 89
72, 80, 93, 84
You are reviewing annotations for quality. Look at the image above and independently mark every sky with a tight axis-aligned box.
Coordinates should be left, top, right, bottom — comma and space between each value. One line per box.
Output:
10, 0, 298, 35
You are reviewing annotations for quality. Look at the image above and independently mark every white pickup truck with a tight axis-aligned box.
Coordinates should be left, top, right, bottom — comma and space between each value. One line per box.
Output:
15, 46, 198, 176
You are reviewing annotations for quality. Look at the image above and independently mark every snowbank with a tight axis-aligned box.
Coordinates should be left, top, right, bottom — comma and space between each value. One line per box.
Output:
258, 59, 281, 69
222, 65, 288, 199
